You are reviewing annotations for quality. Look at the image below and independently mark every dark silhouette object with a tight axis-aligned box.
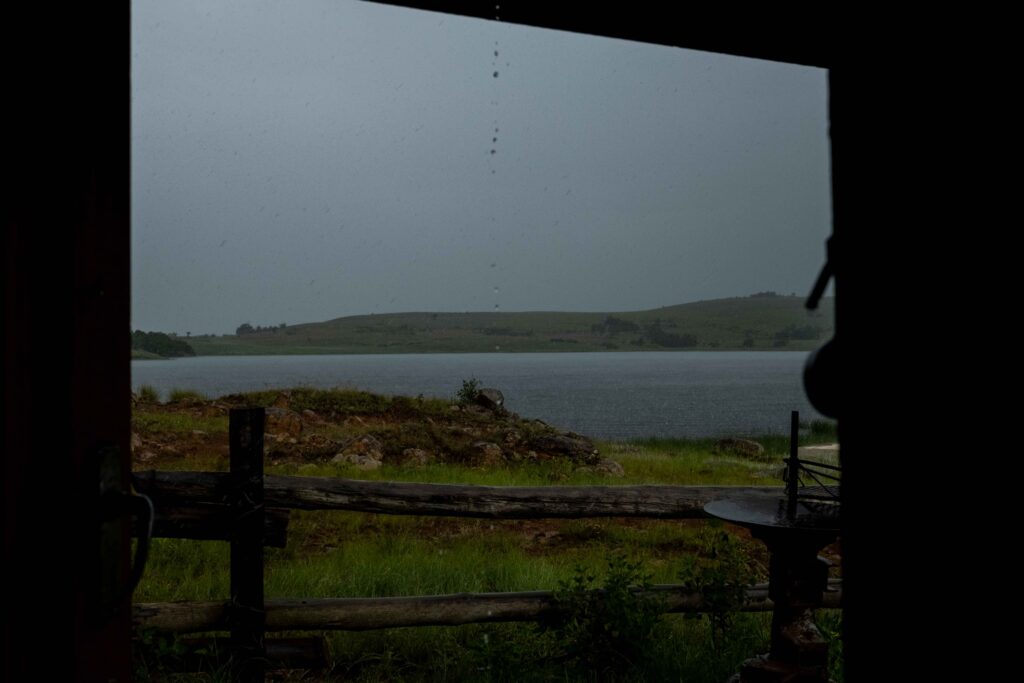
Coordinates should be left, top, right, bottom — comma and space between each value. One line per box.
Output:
705, 494, 838, 683
228, 408, 267, 682
9, 3, 899, 681
804, 338, 838, 419
5, 4, 133, 681
804, 235, 837, 419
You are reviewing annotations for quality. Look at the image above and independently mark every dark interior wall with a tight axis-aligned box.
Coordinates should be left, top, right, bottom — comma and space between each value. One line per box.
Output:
4, 4, 132, 681
3, 2, 907, 680
372, 3, 832, 67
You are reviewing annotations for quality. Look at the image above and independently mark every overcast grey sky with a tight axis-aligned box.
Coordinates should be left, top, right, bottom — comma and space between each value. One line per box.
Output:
131, 0, 831, 336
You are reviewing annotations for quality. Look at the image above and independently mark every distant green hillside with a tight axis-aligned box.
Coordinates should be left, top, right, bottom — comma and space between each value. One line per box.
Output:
185, 295, 833, 356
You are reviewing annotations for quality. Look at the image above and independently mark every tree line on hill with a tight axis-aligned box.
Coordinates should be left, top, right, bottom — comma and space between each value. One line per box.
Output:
131, 330, 195, 357
236, 322, 288, 335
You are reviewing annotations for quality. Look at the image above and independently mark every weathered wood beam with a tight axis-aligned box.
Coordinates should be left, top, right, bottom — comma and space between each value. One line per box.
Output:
132, 504, 290, 548
133, 471, 783, 519
134, 580, 842, 633
228, 407, 266, 682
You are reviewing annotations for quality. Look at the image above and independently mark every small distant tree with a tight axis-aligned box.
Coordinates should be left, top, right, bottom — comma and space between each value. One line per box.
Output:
236, 323, 255, 336
456, 377, 481, 405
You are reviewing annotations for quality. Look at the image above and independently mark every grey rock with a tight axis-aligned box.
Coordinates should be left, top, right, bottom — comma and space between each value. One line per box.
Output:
338, 434, 384, 463
266, 406, 303, 437
594, 458, 625, 477
472, 441, 506, 466
528, 433, 600, 465
502, 429, 522, 447
401, 448, 432, 467
475, 388, 505, 411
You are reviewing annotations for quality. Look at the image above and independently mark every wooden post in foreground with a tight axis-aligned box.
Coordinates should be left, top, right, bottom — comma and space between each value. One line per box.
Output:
786, 410, 800, 518
228, 407, 266, 683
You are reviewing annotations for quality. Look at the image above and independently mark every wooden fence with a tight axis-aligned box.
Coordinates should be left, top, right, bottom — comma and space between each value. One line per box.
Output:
131, 407, 842, 679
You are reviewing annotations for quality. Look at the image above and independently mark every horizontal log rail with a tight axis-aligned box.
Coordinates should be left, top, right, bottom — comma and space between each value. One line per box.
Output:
133, 503, 290, 548
134, 470, 783, 519
134, 579, 842, 633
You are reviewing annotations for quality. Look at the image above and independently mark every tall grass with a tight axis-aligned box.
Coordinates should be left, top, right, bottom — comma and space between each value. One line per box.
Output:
167, 388, 206, 403
136, 384, 161, 403
135, 524, 782, 681
131, 411, 228, 436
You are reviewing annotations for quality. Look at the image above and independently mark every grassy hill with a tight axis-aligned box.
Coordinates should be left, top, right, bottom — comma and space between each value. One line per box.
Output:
185, 295, 833, 356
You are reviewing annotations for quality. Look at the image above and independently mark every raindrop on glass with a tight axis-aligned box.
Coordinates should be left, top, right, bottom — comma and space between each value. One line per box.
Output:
494, 345, 501, 351
490, 262, 497, 268
492, 137, 497, 143
493, 71, 499, 78
490, 149, 496, 155
493, 286, 500, 294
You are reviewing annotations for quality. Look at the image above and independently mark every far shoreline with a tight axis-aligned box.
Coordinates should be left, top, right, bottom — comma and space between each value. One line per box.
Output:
134, 347, 819, 359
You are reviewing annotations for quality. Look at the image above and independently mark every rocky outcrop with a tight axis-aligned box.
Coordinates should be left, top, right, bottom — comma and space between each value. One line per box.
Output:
299, 434, 340, 459
714, 438, 765, 460
527, 433, 600, 465
471, 441, 506, 467
266, 407, 303, 437
301, 409, 324, 424
331, 434, 385, 470
399, 448, 433, 467
501, 429, 522, 447
132, 387, 613, 472
342, 434, 384, 459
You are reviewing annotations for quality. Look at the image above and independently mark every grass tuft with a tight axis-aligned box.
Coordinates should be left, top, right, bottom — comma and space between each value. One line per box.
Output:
167, 388, 206, 403
136, 384, 161, 403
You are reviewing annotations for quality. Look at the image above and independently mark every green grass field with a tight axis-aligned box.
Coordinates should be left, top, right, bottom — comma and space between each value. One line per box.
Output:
131, 390, 841, 681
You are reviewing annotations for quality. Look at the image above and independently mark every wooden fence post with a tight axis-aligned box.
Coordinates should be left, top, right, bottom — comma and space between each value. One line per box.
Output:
228, 407, 266, 682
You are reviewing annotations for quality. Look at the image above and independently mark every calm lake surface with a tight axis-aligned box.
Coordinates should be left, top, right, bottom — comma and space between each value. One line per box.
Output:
132, 352, 824, 440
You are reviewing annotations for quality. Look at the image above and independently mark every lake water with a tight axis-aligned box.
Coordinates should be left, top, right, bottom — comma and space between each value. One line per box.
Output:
132, 352, 824, 440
